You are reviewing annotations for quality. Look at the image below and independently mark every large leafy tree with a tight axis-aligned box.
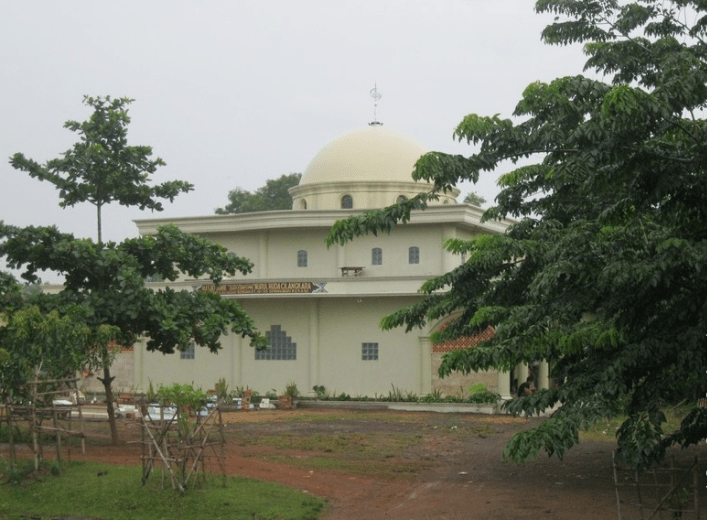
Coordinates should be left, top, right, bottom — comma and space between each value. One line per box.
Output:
5, 96, 264, 443
328, 0, 707, 470
0, 222, 266, 442
215, 173, 301, 214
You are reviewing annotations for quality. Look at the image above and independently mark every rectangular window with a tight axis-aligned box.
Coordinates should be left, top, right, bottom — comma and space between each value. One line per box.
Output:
297, 250, 307, 267
409, 246, 419, 264
180, 342, 195, 360
362, 342, 378, 361
372, 248, 382, 265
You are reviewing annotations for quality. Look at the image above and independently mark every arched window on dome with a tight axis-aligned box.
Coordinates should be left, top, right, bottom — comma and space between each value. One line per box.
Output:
300, 199, 307, 210
372, 247, 382, 265
341, 195, 353, 209
396, 195, 408, 204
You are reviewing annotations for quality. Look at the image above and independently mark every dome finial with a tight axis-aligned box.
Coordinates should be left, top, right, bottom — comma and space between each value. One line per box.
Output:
369, 84, 383, 126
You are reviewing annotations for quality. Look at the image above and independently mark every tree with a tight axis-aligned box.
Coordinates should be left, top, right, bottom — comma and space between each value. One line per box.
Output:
0, 222, 267, 441
6, 96, 264, 443
0, 272, 20, 372
462, 191, 487, 207
0, 304, 108, 403
328, 0, 707, 470
215, 173, 301, 214
11, 96, 192, 243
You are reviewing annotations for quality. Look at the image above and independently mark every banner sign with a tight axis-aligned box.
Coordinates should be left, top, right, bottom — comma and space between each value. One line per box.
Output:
197, 281, 327, 295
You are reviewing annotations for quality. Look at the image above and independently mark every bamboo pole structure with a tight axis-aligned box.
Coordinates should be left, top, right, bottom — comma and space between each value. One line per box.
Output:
138, 398, 226, 494
6, 376, 85, 471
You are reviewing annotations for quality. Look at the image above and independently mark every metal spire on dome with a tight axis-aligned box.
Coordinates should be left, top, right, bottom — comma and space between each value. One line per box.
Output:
369, 84, 383, 126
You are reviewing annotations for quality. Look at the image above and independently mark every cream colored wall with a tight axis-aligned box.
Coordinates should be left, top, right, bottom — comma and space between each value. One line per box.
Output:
200, 223, 465, 280
330, 225, 459, 278
315, 296, 424, 396
291, 182, 457, 210
229, 298, 313, 394
136, 294, 428, 397
205, 230, 263, 278
264, 229, 339, 279
138, 341, 234, 391
131, 213, 496, 396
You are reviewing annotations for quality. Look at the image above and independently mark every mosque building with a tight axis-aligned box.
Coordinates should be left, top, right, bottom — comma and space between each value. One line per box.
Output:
122, 123, 543, 400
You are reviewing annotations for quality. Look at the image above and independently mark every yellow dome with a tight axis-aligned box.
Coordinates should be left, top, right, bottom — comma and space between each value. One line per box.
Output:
300, 126, 428, 185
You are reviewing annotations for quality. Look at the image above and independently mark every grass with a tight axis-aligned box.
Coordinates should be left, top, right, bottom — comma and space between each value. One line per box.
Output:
270, 410, 423, 424
238, 431, 417, 453
259, 452, 425, 479
0, 460, 325, 520
230, 413, 504, 479
579, 403, 696, 443
236, 431, 429, 479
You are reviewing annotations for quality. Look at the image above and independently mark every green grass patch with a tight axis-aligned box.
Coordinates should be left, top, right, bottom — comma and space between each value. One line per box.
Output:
238, 431, 416, 453
579, 403, 696, 443
579, 415, 625, 443
0, 461, 325, 520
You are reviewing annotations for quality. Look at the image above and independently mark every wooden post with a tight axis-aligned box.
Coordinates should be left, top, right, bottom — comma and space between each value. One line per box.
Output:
51, 400, 62, 466
694, 458, 700, 520
30, 380, 40, 470
612, 452, 623, 520
6, 401, 16, 466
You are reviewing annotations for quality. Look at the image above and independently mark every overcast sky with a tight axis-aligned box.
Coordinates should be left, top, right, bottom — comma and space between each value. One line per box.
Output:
1, 1, 588, 269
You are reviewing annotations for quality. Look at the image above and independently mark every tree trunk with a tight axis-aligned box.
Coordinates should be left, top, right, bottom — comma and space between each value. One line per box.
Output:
96, 203, 102, 244
99, 360, 118, 445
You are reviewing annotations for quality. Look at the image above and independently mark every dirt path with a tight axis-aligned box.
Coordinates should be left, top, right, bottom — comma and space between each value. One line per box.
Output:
5, 409, 706, 520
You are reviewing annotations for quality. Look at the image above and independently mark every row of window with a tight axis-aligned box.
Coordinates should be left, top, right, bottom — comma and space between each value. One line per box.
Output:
254, 338, 378, 361
300, 195, 454, 210
180, 327, 379, 361
301, 195, 410, 211
296, 247, 420, 267
342, 194, 407, 209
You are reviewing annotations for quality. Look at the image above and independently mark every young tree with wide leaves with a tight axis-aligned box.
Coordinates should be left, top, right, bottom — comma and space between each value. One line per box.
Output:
11, 96, 191, 243
328, 0, 707, 470
6, 96, 264, 443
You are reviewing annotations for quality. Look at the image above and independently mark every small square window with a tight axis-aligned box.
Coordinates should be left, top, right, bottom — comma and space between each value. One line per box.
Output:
180, 342, 195, 360
362, 342, 378, 360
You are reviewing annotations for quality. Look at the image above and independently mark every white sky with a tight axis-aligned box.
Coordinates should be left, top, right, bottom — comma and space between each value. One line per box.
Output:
0, 0, 588, 270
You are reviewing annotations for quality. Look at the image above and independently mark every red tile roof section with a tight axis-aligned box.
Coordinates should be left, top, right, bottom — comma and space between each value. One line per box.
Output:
431, 324, 495, 353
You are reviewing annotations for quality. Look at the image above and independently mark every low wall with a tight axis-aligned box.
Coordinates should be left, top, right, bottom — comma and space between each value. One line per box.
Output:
431, 352, 498, 397
297, 399, 504, 414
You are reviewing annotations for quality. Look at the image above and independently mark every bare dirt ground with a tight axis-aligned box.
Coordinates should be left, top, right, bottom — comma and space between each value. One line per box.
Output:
5, 408, 707, 520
